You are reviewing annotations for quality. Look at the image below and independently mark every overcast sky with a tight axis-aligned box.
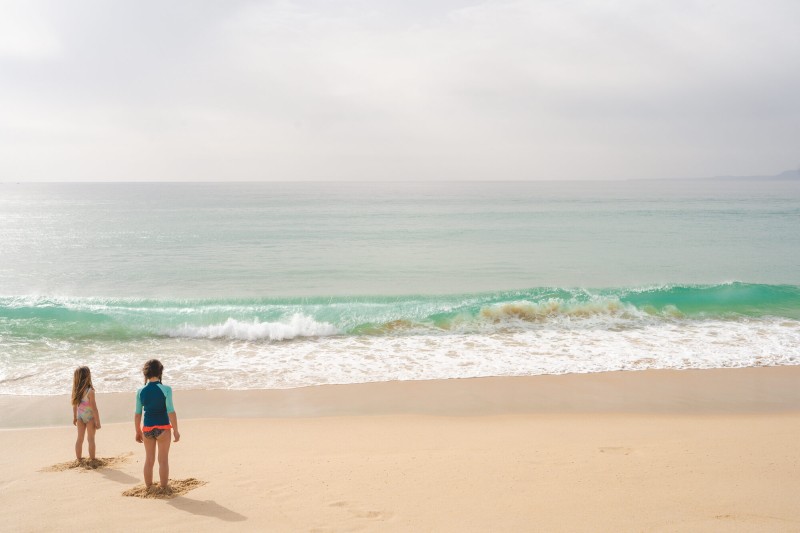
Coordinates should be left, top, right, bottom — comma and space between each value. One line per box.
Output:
1, 0, 798, 181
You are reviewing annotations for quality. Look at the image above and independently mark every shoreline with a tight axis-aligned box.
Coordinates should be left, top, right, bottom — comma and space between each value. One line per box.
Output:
4, 365, 799, 429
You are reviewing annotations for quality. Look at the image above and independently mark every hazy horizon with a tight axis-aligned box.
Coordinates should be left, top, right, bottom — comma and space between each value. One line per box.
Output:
2, 167, 798, 184
1, 0, 798, 182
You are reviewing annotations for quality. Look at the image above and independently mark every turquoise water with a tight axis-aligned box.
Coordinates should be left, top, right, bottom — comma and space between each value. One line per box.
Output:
1, 181, 799, 394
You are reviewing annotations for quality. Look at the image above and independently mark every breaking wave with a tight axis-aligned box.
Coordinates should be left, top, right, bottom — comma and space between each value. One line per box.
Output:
1, 283, 799, 342
166, 314, 339, 341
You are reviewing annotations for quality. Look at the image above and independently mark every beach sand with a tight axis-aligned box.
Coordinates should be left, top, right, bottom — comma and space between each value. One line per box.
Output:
1, 366, 799, 532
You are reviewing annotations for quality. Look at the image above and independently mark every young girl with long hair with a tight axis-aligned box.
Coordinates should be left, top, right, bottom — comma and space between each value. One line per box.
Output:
72, 366, 101, 461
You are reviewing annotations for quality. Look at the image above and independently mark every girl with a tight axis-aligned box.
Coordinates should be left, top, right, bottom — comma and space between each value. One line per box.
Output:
72, 366, 101, 461
134, 359, 180, 490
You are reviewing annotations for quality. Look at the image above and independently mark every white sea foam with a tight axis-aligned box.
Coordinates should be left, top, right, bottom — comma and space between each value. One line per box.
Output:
167, 313, 339, 341
165, 314, 339, 341
3, 316, 799, 395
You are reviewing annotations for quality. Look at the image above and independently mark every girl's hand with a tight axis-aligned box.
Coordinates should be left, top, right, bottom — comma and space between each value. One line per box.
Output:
135, 431, 143, 443
173, 430, 181, 443
73, 418, 77, 426
95, 420, 101, 430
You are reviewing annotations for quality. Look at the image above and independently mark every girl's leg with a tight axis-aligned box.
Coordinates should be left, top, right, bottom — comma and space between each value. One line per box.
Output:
75, 420, 87, 460
156, 429, 172, 489
142, 434, 157, 487
86, 422, 97, 460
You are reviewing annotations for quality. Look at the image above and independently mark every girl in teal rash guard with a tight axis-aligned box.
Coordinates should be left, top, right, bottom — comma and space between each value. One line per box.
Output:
134, 359, 181, 490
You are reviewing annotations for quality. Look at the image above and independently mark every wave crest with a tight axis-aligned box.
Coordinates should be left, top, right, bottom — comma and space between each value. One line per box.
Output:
478, 299, 640, 322
166, 314, 339, 341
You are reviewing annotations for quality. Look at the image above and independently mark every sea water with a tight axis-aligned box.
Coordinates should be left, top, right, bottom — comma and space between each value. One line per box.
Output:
1, 180, 799, 395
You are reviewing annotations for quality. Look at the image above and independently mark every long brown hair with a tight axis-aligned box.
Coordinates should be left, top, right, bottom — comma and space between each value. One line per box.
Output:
142, 359, 164, 384
72, 366, 93, 406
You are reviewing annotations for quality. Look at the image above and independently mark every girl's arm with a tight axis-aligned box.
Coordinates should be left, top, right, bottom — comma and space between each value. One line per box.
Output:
134, 413, 143, 443
72, 403, 77, 426
134, 388, 143, 442
89, 389, 101, 429
159, 384, 180, 442
168, 412, 180, 442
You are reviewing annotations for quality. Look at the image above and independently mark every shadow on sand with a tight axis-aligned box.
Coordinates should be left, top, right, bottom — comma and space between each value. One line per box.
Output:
98, 467, 139, 484
167, 497, 247, 522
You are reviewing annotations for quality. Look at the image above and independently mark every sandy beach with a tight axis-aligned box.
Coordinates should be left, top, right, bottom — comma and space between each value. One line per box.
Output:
2, 366, 799, 532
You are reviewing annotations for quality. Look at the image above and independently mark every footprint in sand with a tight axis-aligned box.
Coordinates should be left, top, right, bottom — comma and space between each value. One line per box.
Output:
327, 500, 392, 521
122, 478, 207, 499
598, 446, 633, 455
41, 452, 133, 472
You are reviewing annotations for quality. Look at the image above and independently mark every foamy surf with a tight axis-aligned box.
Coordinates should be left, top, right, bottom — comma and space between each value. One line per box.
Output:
165, 314, 339, 341
2, 315, 799, 396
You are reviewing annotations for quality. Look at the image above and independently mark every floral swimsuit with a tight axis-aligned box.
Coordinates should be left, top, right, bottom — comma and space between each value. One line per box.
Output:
76, 387, 94, 423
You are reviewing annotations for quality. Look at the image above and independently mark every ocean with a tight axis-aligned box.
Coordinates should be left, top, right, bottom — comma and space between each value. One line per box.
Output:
1, 180, 799, 395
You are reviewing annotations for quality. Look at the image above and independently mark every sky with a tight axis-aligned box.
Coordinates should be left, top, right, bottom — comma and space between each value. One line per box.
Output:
0, 0, 798, 182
